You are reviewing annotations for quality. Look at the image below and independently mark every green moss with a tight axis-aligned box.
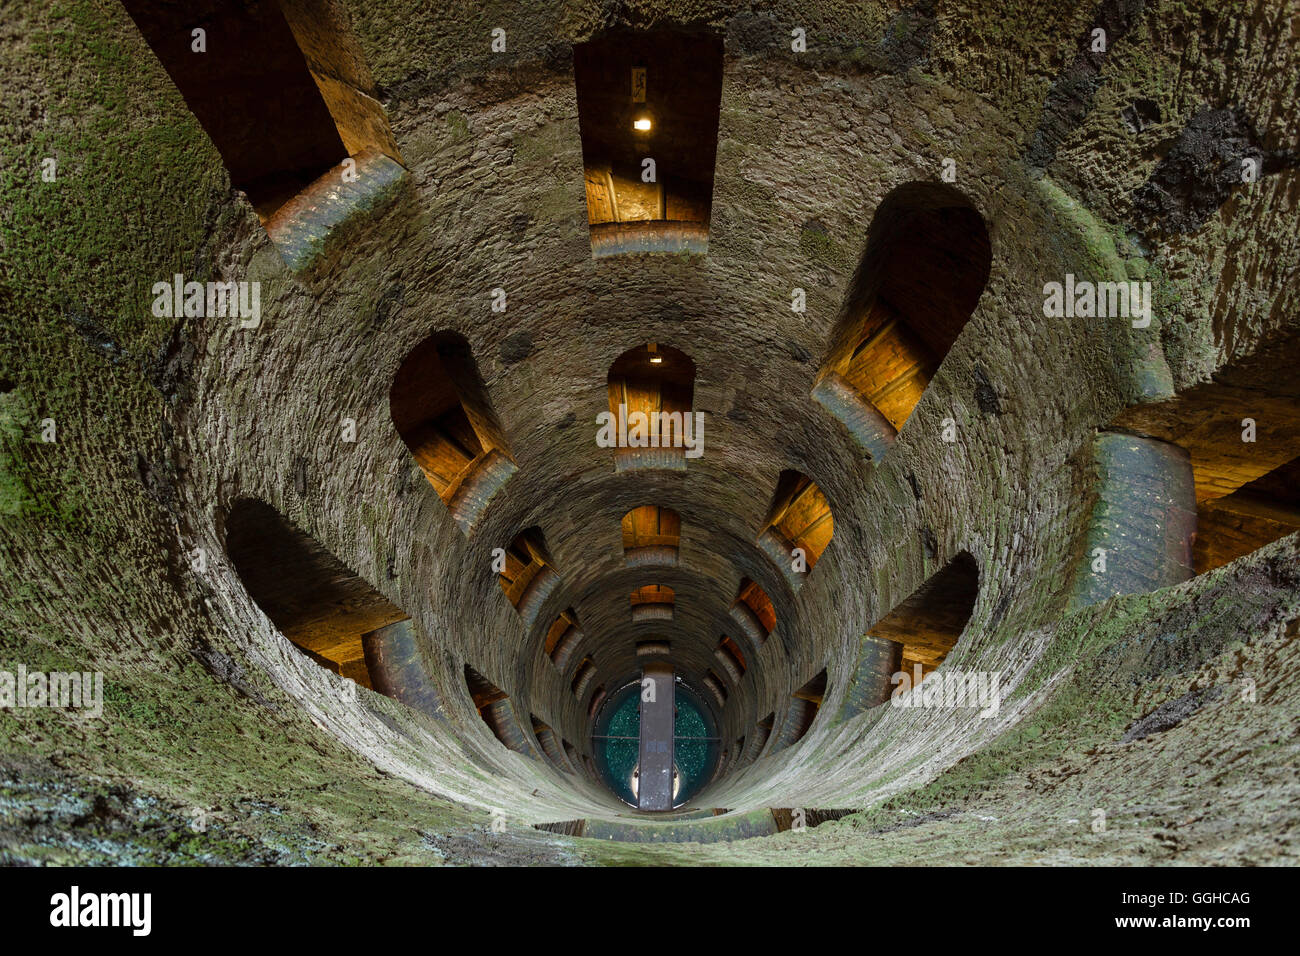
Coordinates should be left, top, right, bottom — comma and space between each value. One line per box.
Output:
0, 389, 37, 518
514, 121, 575, 169
445, 110, 471, 144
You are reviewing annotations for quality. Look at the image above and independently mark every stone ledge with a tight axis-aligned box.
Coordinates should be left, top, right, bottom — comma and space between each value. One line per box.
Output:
265, 149, 408, 272
589, 220, 709, 257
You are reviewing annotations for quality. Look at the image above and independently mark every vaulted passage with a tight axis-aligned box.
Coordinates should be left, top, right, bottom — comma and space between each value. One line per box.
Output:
121, 0, 400, 221
391, 332, 516, 533
774, 669, 827, 753
574, 29, 724, 255
225, 499, 406, 688
867, 552, 979, 677
715, 635, 747, 684
544, 608, 584, 671
497, 528, 561, 626
814, 182, 991, 458
730, 578, 777, 652
622, 505, 681, 566
465, 664, 533, 756
604, 343, 698, 471
1196, 455, 1300, 572
759, 470, 834, 588
630, 584, 674, 623
1080, 334, 1300, 601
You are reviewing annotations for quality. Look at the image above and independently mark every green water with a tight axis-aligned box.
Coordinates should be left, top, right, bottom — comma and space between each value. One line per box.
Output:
592, 678, 720, 809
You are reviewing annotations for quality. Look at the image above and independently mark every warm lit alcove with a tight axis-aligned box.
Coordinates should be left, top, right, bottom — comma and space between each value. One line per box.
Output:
120, 0, 402, 223
605, 344, 697, 472
814, 182, 991, 459
622, 505, 681, 567
630, 585, 675, 623
573, 28, 724, 255
543, 608, 585, 671
868, 552, 979, 678
758, 470, 834, 589
390, 332, 517, 534
715, 635, 747, 683
772, 669, 828, 753
730, 578, 777, 652
464, 663, 534, 756
225, 498, 406, 688
497, 528, 562, 626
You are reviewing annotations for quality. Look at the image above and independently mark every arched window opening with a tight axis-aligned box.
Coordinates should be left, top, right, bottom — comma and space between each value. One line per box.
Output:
730, 578, 775, 651
531, 715, 573, 773
574, 29, 723, 256
225, 499, 404, 690
750, 712, 775, 762
703, 671, 728, 707
813, 183, 991, 459
571, 657, 598, 699
1195, 455, 1300, 571
715, 635, 747, 683
869, 552, 979, 681
463, 664, 534, 756
562, 738, 580, 772
622, 505, 681, 567
636, 640, 671, 657
604, 344, 698, 472
121, 1, 403, 231
588, 685, 608, 718
1069, 431, 1197, 607
544, 608, 583, 671
630, 585, 675, 623
772, 669, 827, 753
1075, 345, 1300, 606
497, 528, 561, 626
758, 470, 834, 589
390, 332, 516, 534
1102, 365, 1300, 582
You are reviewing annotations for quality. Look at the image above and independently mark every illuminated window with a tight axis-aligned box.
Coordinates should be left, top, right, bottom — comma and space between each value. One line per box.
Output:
604, 344, 697, 472
622, 505, 681, 566
730, 578, 776, 651
771, 669, 827, 753
121, 0, 403, 243
497, 528, 561, 626
225, 498, 403, 690
714, 635, 747, 683
759, 470, 834, 589
630, 585, 675, 623
391, 332, 516, 534
574, 29, 723, 255
464, 664, 534, 756
814, 183, 991, 460
870, 552, 979, 680
543, 608, 584, 671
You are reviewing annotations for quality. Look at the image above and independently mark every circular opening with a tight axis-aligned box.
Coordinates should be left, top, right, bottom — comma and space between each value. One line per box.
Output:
591, 677, 720, 810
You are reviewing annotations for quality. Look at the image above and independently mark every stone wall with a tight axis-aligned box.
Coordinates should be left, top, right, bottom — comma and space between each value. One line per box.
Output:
1, 0, 1297, 863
